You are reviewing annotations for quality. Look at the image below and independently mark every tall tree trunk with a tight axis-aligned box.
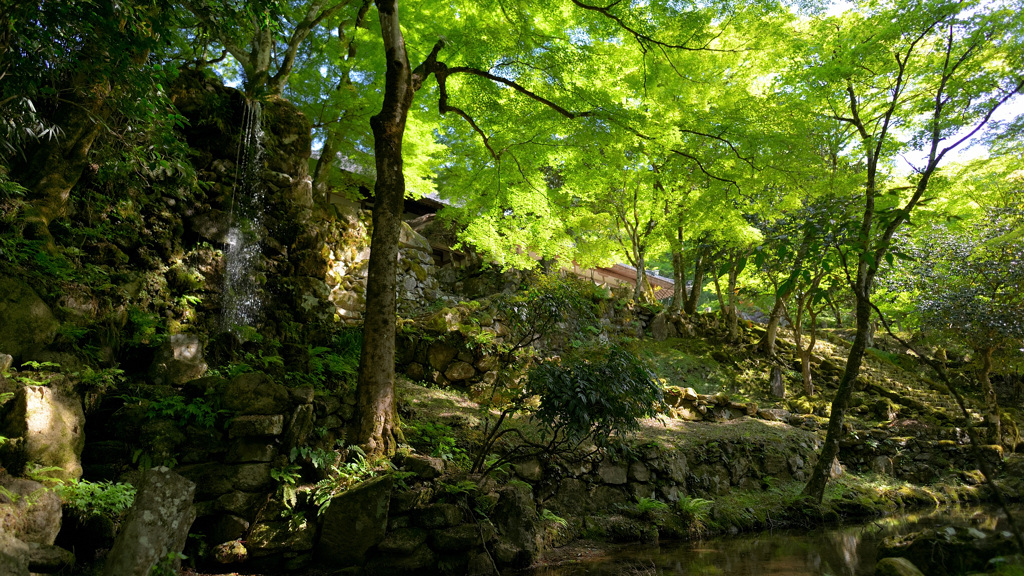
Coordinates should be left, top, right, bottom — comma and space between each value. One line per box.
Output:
802, 283, 871, 502
670, 250, 686, 314
354, 0, 418, 456
978, 347, 1001, 445
685, 251, 704, 315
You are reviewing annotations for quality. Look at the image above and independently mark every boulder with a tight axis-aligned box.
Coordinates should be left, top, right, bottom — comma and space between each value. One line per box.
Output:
316, 475, 393, 566
365, 543, 435, 573
149, 334, 208, 386
514, 459, 543, 482
490, 486, 540, 568
377, 528, 429, 555
428, 524, 480, 552
597, 460, 628, 485
650, 312, 669, 341
221, 372, 290, 415
444, 361, 476, 382
1, 386, 85, 480
0, 532, 29, 576
177, 463, 272, 498
875, 557, 926, 576
228, 414, 284, 438
415, 503, 463, 529
102, 467, 196, 576
427, 343, 459, 372
212, 540, 247, 564
0, 275, 59, 362
402, 454, 445, 480
27, 542, 75, 573
248, 518, 316, 552
0, 478, 62, 545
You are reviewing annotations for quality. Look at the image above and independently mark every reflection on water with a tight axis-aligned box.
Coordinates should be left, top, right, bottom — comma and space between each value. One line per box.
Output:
529, 506, 1018, 576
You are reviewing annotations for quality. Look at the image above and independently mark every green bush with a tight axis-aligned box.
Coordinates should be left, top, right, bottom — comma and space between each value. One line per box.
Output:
56, 479, 136, 520
527, 345, 664, 446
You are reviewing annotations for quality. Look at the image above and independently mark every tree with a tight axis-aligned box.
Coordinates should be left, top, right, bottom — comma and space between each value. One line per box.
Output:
181, 0, 354, 96
3, 0, 180, 251
914, 189, 1024, 444
793, 0, 1024, 502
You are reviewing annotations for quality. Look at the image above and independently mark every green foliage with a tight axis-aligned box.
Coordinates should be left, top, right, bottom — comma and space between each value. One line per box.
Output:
635, 496, 670, 516
56, 479, 137, 521
146, 393, 227, 429
404, 421, 470, 468
310, 446, 379, 515
526, 345, 664, 447
285, 329, 362, 391
675, 495, 714, 529
271, 464, 302, 486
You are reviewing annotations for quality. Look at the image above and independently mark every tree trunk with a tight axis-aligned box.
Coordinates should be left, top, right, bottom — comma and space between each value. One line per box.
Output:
685, 252, 704, 315
669, 240, 686, 314
801, 286, 871, 502
978, 347, 1001, 446
761, 294, 786, 355
726, 266, 739, 342
353, 0, 418, 456
311, 130, 338, 206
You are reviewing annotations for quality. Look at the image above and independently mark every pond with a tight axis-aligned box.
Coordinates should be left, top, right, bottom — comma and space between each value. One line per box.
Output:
527, 506, 1021, 576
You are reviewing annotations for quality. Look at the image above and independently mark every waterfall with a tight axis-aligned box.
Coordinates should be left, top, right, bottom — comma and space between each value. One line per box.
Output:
221, 100, 265, 333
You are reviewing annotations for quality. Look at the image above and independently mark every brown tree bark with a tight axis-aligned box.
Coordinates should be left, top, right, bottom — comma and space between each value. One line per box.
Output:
978, 347, 1001, 445
685, 250, 704, 315
353, 0, 444, 455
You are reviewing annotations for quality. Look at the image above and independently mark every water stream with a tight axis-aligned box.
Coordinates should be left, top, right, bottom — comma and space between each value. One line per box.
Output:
221, 99, 265, 333
528, 506, 1020, 576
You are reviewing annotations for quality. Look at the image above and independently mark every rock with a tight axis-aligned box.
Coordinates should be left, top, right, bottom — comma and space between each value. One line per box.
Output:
597, 460, 628, 485
0, 275, 59, 362
391, 488, 432, 514
475, 355, 498, 373
282, 404, 315, 449
1, 386, 84, 480
365, 543, 435, 573
427, 343, 459, 372
177, 463, 272, 498
0, 532, 29, 576
212, 539, 247, 564
428, 524, 480, 552
0, 478, 62, 545
378, 528, 429, 555
872, 455, 894, 476
316, 475, 393, 566
759, 408, 791, 422
399, 221, 432, 252
402, 454, 445, 480
249, 518, 316, 552
228, 414, 284, 438
27, 542, 75, 573
444, 361, 476, 381
288, 386, 315, 404
628, 461, 650, 482
515, 459, 544, 482
405, 362, 425, 381
546, 478, 588, 516
225, 439, 277, 463
490, 486, 540, 568
769, 366, 785, 398
208, 514, 250, 543
650, 312, 669, 341
415, 503, 463, 529
215, 491, 263, 517
875, 557, 926, 576
149, 334, 207, 385
0, 354, 12, 374
829, 457, 844, 479
222, 372, 290, 415
102, 467, 196, 576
